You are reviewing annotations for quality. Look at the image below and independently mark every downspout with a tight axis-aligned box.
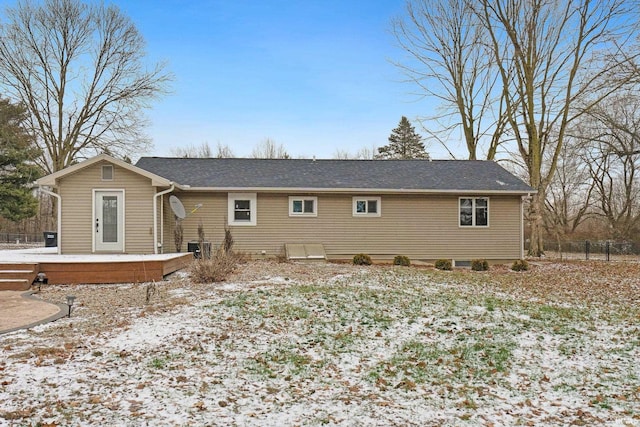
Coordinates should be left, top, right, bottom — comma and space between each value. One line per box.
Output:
521, 194, 530, 260
153, 184, 175, 254
39, 187, 62, 255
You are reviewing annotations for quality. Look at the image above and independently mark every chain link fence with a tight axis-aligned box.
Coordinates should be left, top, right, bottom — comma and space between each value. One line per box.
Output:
0, 233, 46, 245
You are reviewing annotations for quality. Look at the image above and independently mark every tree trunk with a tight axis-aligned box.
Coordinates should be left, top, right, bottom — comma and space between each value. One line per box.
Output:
528, 192, 546, 257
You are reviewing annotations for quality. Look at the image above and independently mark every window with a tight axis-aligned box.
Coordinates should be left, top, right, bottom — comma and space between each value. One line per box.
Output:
459, 197, 489, 227
228, 193, 257, 226
289, 196, 317, 217
352, 197, 381, 217
102, 165, 113, 181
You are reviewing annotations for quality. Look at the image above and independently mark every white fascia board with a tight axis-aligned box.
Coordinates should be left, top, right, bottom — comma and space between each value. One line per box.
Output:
37, 153, 172, 187
175, 186, 536, 196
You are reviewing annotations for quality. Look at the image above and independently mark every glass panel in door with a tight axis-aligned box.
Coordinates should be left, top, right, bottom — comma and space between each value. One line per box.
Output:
102, 196, 118, 242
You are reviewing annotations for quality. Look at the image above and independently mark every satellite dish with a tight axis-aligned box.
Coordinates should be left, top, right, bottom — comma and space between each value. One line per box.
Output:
169, 195, 186, 219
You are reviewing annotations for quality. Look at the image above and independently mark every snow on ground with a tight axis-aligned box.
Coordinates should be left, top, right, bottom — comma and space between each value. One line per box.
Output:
0, 260, 639, 426
0, 246, 185, 262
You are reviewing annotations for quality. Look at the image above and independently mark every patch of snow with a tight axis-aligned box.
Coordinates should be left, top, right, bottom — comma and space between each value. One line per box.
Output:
1, 265, 638, 426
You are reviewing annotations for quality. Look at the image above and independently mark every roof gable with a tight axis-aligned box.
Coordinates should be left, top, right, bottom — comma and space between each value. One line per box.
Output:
135, 157, 534, 194
37, 154, 172, 187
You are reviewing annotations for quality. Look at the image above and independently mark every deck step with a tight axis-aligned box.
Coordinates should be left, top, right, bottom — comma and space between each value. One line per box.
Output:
0, 270, 34, 274
0, 263, 39, 291
0, 279, 30, 291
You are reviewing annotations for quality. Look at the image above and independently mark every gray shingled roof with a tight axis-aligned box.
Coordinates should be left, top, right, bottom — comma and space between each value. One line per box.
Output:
134, 157, 534, 193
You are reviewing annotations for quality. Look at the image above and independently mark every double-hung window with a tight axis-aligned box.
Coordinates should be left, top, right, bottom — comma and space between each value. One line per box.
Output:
353, 197, 381, 217
459, 197, 489, 227
289, 196, 317, 217
228, 193, 257, 226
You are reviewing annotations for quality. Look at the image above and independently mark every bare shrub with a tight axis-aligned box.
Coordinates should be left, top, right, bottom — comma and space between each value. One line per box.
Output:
223, 224, 234, 253
198, 221, 205, 248
174, 218, 183, 252
197, 221, 211, 259
145, 282, 158, 304
190, 249, 244, 283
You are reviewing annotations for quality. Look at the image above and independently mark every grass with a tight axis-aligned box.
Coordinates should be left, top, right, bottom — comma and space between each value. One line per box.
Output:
3, 260, 639, 425
148, 357, 168, 369
205, 265, 640, 420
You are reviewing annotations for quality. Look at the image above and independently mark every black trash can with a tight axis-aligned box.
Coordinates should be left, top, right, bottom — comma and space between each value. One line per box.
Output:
43, 231, 58, 247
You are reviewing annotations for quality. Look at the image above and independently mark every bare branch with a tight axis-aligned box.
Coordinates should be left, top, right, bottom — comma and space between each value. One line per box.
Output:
0, 0, 172, 173
250, 138, 290, 159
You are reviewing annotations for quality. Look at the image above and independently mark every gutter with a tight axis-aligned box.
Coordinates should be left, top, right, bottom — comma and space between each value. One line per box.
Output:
39, 187, 62, 255
153, 184, 175, 254
172, 186, 537, 196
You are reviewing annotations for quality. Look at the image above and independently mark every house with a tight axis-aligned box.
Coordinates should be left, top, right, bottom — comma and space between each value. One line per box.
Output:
36, 153, 534, 264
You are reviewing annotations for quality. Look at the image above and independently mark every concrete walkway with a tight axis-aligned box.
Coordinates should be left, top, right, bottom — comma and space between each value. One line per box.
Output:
0, 291, 68, 334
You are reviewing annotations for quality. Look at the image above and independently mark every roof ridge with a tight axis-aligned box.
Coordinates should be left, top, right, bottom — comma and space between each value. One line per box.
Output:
140, 156, 487, 162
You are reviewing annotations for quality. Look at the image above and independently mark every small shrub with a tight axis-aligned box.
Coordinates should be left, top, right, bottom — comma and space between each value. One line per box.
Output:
511, 259, 529, 271
222, 225, 234, 253
174, 218, 183, 252
197, 220, 205, 243
435, 259, 452, 270
196, 221, 211, 259
393, 255, 411, 266
353, 253, 372, 266
190, 249, 243, 283
471, 259, 489, 271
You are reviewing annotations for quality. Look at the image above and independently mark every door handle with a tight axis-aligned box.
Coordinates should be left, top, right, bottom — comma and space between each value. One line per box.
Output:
95, 218, 99, 233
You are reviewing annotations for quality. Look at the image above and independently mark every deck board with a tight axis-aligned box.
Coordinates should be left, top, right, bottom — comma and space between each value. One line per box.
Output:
0, 251, 192, 285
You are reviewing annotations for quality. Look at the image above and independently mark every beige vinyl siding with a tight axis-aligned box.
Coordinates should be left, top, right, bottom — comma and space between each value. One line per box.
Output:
161, 192, 227, 253
162, 192, 523, 261
58, 161, 156, 254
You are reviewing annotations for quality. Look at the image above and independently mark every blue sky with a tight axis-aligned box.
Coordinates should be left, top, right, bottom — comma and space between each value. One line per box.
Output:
119, 1, 455, 159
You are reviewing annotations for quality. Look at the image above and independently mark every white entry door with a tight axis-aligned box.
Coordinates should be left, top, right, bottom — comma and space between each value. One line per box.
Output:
94, 190, 124, 252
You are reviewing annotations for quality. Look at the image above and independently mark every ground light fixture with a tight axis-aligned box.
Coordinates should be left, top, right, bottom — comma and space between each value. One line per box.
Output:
66, 295, 76, 317
33, 273, 48, 292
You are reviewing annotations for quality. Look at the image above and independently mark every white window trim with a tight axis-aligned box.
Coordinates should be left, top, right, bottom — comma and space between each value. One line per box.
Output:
289, 196, 318, 217
228, 193, 257, 226
101, 164, 114, 181
459, 197, 490, 228
352, 196, 381, 217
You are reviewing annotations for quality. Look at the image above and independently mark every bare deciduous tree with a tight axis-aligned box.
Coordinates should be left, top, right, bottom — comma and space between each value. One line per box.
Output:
251, 138, 290, 159
0, 0, 172, 173
332, 149, 351, 160
392, 0, 507, 160
171, 142, 213, 158
333, 145, 378, 160
395, 0, 640, 255
580, 94, 640, 240
478, 0, 639, 256
172, 142, 235, 158
215, 142, 235, 158
544, 137, 594, 247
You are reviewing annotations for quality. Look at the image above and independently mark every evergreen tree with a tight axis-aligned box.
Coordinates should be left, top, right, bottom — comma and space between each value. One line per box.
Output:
0, 99, 41, 222
376, 116, 429, 159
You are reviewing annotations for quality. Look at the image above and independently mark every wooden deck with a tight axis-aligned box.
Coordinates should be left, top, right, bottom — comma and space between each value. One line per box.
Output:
0, 249, 193, 286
